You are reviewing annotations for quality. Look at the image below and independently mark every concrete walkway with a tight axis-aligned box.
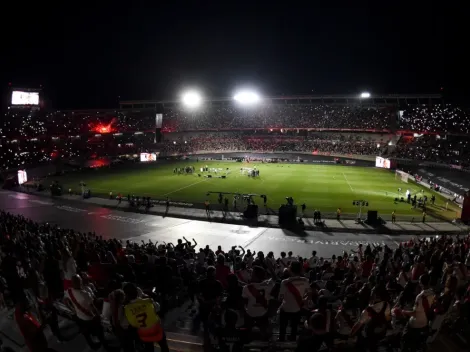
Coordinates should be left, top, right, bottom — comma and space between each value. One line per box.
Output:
54, 193, 468, 235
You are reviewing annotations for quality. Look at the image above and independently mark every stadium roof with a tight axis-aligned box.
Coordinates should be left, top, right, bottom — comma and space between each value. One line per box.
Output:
119, 93, 442, 109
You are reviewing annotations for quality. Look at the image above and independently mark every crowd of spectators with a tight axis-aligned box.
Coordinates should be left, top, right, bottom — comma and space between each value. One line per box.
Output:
394, 135, 470, 167
3, 104, 470, 141
1, 210, 470, 352
1, 103, 470, 171
163, 104, 394, 131
399, 105, 470, 135
0, 133, 156, 170
161, 132, 385, 156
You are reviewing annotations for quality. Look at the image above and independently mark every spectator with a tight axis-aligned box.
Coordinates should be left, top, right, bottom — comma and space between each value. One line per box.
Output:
335, 295, 360, 338
212, 309, 251, 352
64, 275, 109, 350
296, 313, 329, 352
242, 266, 275, 336
196, 266, 223, 332
14, 294, 52, 352
278, 261, 310, 341
123, 282, 168, 352
399, 273, 436, 352
215, 254, 231, 288
351, 285, 391, 352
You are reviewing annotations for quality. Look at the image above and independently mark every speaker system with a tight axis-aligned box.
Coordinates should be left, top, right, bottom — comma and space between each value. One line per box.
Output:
244, 204, 258, 218
367, 210, 378, 224
279, 204, 297, 227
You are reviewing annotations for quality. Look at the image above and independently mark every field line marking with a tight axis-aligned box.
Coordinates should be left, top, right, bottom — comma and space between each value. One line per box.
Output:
242, 228, 269, 249
161, 179, 208, 197
342, 172, 354, 192
385, 235, 400, 247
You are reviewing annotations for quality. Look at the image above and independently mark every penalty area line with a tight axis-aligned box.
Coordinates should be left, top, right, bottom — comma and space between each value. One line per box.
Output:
161, 179, 208, 197
342, 172, 354, 192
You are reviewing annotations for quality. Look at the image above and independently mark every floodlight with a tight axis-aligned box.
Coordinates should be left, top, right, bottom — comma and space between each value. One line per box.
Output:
182, 91, 202, 108
360, 92, 371, 99
233, 91, 261, 105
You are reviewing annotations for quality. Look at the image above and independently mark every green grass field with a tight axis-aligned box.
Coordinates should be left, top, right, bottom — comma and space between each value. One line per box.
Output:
47, 161, 461, 221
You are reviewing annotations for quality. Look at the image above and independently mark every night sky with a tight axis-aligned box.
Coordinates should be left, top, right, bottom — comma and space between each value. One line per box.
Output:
1, 1, 466, 109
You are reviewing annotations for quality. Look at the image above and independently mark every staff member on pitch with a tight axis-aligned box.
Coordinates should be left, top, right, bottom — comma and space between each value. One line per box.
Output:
124, 283, 169, 352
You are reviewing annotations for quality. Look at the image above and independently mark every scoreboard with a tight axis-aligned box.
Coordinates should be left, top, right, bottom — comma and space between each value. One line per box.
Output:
9, 87, 41, 109
11, 90, 39, 106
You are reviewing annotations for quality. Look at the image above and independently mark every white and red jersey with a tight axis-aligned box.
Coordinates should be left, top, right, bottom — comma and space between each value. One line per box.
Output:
359, 301, 391, 326
279, 276, 310, 313
336, 308, 360, 335
242, 279, 275, 317
63, 257, 77, 280
65, 288, 94, 321
409, 289, 435, 329
235, 269, 252, 284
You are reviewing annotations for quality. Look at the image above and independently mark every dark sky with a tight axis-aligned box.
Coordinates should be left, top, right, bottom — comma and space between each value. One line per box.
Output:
1, 1, 467, 109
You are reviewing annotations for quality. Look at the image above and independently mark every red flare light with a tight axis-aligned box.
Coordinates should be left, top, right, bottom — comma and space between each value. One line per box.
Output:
92, 118, 116, 134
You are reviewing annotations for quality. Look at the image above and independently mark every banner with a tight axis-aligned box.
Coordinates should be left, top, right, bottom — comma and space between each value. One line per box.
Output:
140, 153, 157, 162
375, 156, 391, 169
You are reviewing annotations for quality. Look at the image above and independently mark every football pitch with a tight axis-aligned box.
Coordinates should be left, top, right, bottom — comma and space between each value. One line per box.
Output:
50, 161, 460, 221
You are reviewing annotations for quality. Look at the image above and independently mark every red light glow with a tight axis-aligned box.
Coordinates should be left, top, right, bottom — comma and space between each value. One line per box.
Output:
98, 125, 111, 133
92, 118, 116, 134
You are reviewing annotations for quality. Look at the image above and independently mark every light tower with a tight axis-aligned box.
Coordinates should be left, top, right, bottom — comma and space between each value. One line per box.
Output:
181, 90, 203, 108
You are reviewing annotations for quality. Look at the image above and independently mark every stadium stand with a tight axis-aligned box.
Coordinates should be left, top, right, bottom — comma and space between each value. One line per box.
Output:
2, 101, 470, 172
0, 210, 469, 352
159, 131, 388, 156
162, 104, 395, 131
394, 134, 470, 167
398, 104, 470, 135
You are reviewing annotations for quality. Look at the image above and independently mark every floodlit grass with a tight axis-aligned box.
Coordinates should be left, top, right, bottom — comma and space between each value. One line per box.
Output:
47, 161, 461, 221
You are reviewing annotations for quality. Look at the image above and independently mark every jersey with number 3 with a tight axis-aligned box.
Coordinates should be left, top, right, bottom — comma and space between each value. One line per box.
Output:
124, 298, 160, 329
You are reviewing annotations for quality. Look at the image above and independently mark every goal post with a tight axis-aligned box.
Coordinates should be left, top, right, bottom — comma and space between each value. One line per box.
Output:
395, 170, 410, 183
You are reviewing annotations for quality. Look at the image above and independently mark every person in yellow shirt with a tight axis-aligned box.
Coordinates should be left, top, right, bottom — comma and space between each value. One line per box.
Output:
123, 283, 169, 352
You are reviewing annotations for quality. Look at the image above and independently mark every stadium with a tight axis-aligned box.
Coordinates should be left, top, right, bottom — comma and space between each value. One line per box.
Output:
1, 91, 468, 223
1, 88, 470, 352
4, 4, 470, 351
